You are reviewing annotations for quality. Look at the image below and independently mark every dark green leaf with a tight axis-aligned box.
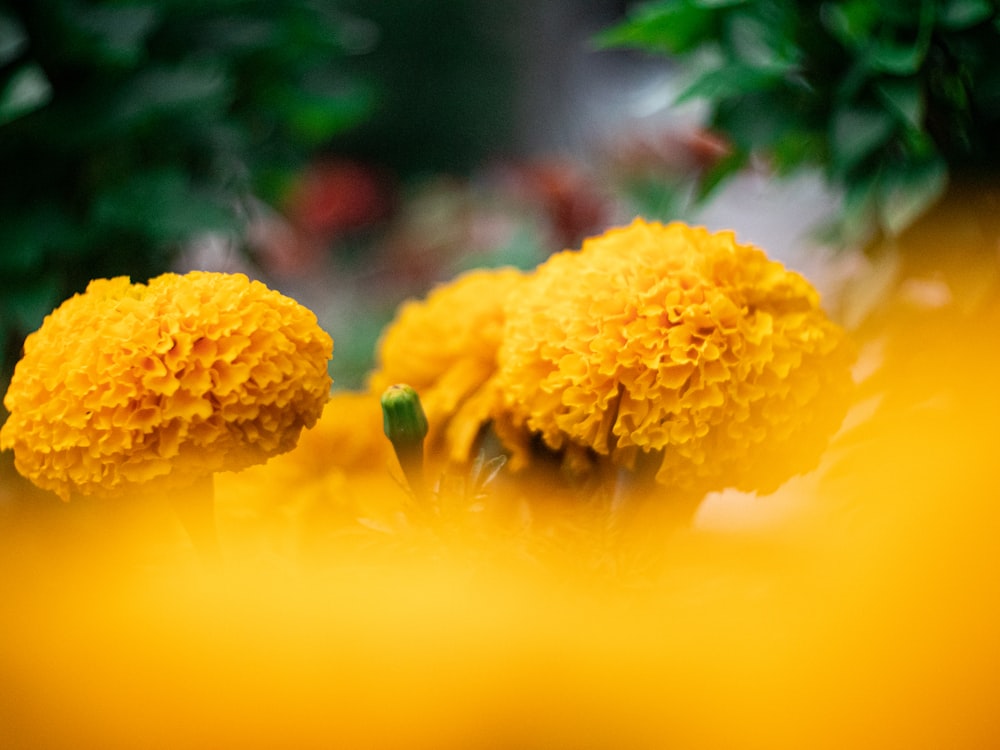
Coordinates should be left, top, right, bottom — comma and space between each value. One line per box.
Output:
938, 0, 994, 29
0, 10, 27, 66
59, 3, 160, 67
875, 78, 925, 130
109, 64, 232, 127
877, 155, 948, 235
92, 170, 240, 242
830, 106, 897, 175
771, 129, 825, 174
820, 1, 879, 48
834, 54, 876, 104
595, 2, 717, 55
0, 64, 52, 125
278, 80, 375, 144
868, 41, 927, 76
837, 171, 882, 246
712, 91, 805, 151
695, 148, 748, 201
868, 0, 934, 75
676, 63, 786, 104
723, 8, 800, 69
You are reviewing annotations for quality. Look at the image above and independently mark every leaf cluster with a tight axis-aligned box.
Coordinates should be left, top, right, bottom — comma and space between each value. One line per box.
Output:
0, 0, 375, 383
600, 0, 1000, 243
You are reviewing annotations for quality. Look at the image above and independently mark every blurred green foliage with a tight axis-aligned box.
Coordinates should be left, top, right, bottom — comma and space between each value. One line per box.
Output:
600, 0, 1000, 243
331, 0, 515, 177
0, 0, 375, 384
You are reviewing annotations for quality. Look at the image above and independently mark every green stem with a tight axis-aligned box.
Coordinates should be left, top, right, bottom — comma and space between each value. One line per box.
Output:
381, 384, 430, 504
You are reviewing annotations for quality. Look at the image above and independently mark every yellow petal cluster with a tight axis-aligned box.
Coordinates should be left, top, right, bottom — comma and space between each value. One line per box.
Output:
1, 271, 333, 500
496, 218, 854, 498
368, 267, 524, 466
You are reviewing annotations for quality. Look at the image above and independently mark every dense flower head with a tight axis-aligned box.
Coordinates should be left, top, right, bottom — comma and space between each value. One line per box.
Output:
1, 271, 333, 500
496, 218, 854, 498
368, 267, 525, 465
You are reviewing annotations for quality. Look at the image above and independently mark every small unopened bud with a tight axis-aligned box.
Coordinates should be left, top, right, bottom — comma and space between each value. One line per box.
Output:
380, 384, 428, 500
381, 384, 428, 447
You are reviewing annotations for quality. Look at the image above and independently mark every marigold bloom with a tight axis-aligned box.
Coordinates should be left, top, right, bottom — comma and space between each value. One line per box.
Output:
213, 389, 407, 562
368, 267, 525, 466
496, 218, 854, 499
287, 389, 393, 475
1, 271, 333, 500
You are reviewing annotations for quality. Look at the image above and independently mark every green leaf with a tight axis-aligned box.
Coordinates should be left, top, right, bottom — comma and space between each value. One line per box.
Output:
273, 79, 375, 144
723, 8, 799, 69
110, 64, 232, 126
0, 10, 27, 66
938, 0, 994, 29
875, 78, 925, 130
867, 0, 934, 75
835, 171, 882, 246
676, 63, 786, 104
820, 1, 879, 48
772, 129, 825, 174
711, 86, 814, 154
868, 41, 927, 76
695, 148, 747, 201
0, 64, 52, 126
822, 0, 934, 74
835, 54, 875, 104
595, 1, 717, 55
877, 155, 948, 236
830, 106, 897, 175
60, 3, 160, 67
92, 170, 240, 242
620, 173, 693, 221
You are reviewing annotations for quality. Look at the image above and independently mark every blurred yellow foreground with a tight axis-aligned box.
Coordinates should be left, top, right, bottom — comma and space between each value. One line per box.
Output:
3, 256, 1000, 749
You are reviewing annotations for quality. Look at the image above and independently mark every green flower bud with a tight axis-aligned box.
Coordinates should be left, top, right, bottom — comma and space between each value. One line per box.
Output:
380, 384, 428, 501
381, 383, 429, 448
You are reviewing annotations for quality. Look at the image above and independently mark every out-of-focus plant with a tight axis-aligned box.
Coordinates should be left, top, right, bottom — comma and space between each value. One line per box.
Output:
0, 0, 375, 385
330, 0, 515, 177
600, 0, 1000, 244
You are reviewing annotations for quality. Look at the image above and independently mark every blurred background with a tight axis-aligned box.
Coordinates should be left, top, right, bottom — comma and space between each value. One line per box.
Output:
0, 0, 851, 397
7, 0, 1000, 384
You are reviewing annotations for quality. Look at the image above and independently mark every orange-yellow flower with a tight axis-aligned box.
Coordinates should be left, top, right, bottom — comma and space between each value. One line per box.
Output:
496, 218, 854, 499
1, 271, 333, 500
368, 267, 525, 466
287, 389, 393, 476
214, 389, 407, 562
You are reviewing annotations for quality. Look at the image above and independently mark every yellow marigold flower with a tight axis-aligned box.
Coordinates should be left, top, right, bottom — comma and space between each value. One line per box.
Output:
214, 389, 406, 562
275, 389, 394, 476
368, 267, 525, 466
1, 271, 333, 500
496, 218, 854, 499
